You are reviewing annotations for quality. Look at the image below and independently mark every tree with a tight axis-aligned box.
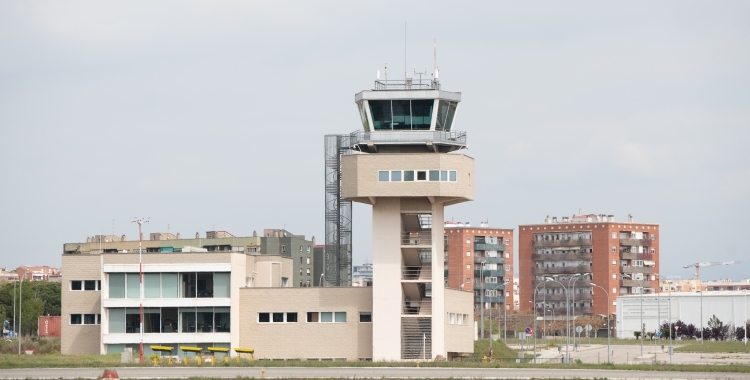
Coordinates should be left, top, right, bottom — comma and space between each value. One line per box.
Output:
633, 331, 641, 340
707, 314, 729, 341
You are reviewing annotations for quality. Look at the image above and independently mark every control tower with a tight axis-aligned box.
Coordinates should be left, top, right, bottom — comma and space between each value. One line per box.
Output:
342, 75, 475, 360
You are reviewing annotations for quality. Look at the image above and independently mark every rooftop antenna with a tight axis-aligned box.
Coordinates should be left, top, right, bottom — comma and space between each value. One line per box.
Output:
404, 21, 407, 82
433, 39, 439, 80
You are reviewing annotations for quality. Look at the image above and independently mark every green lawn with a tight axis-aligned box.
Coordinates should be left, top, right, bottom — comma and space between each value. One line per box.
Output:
674, 341, 750, 353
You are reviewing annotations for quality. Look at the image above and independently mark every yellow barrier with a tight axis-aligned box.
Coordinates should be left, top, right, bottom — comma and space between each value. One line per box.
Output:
208, 347, 230, 365
150, 345, 175, 365
180, 346, 203, 365
233, 347, 255, 362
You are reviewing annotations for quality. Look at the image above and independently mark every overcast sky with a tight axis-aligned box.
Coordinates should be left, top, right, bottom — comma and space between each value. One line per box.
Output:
1, 1, 748, 281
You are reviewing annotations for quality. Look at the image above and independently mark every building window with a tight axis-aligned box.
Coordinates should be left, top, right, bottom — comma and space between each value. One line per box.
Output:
359, 312, 372, 323
429, 170, 439, 181
300, 245, 303, 252
84, 314, 98, 325
505, 265, 510, 271
404, 170, 415, 181
466, 277, 471, 283
281, 245, 286, 253
70, 314, 82, 325
306, 257, 311, 264
612, 260, 616, 266
612, 274, 616, 279
258, 313, 271, 323
391, 171, 402, 181
440, 170, 448, 181
378, 171, 389, 181
651, 249, 655, 254
466, 239, 470, 244
300, 257, 303, 264
306, 269, 311, 275
611, 247, 616, 253
505, 252, 510, 258
272, 313, 284, 322
307, 246, 311, 253
449, 171, 457, 181
305, 280, 310, 286
287, 312, 298, 323
71, 281, 82, 291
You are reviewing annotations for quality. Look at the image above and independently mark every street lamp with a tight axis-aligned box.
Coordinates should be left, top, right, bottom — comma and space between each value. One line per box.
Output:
744, 289, 747, 345
544, 277, 569, 363
503, 279, 510, 345
623, 273, 645, 357
532, 279, 551, 363
479, 259, 486, 341
568, 272, 590, 349
589, 282, 610, 364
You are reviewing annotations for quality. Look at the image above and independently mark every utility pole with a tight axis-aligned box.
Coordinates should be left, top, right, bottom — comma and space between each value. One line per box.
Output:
132, 217, 149, 364
18, 279, 22, 355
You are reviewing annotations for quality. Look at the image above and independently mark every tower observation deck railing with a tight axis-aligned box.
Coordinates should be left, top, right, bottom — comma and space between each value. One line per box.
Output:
348, 130, 467, 148
374, 78, 440, 90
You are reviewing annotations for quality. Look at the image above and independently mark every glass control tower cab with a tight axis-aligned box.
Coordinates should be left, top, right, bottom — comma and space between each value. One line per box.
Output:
342, 77, 475, 361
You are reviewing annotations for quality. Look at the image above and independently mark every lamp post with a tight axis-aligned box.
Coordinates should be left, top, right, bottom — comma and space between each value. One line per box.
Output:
667, 279, 673, 364
479, 260, 486, 341
744, 290, 747, 345
503, 279, 510, 344
699, 289, 703, 344
545, 277, 569, 363
568, 272, 590, 349
624, 274, 644, 357
533, 279, 551, 363
589, 282, 610, 364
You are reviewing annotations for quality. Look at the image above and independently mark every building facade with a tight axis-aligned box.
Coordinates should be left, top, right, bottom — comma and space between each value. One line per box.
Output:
61, 247, 292, 356
519, 214, 660, 319
616, 291, 750, 339
260, 229, 316, 287
444, 222, 514, 311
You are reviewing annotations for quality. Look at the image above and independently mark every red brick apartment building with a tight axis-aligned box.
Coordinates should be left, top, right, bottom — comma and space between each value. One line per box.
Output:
518, 214, 659, 318
445, 221, 514, 311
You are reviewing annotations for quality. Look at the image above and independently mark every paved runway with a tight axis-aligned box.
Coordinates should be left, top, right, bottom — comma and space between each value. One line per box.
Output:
0, 366, 748, 379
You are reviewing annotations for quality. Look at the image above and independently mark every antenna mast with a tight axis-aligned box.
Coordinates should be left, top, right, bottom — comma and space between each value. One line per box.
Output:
404, 22, 407, 82
131, 217, 149, 364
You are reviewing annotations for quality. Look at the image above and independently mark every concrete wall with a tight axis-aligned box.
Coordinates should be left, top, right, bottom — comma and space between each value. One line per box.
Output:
61, 254, 102, 355
371, 197, 402, 361
239, 287, 373, 360
341, 153, 474, 204
444, 288, 474, 354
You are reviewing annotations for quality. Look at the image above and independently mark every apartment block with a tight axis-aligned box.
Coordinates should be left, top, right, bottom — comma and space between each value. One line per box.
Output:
519, 214, 660, 319
444, 222, 514, 311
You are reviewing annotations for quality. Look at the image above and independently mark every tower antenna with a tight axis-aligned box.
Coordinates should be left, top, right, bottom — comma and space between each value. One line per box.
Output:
404, 22, 407, 82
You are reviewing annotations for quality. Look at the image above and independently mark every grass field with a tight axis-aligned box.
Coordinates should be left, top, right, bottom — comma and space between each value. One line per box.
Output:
674, 341, 750, 353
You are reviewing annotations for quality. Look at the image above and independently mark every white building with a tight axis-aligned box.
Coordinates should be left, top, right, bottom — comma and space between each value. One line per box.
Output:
616, 291, 750, 339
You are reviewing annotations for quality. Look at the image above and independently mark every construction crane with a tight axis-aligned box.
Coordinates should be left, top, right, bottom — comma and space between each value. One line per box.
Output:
683, 261, 741, 290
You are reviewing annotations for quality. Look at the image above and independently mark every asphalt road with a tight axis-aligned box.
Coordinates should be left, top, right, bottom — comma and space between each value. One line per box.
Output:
0, 366, 748, 380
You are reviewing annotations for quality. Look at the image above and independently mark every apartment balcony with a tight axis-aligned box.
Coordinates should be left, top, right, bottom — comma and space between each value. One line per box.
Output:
537, 306, 593, 315
620, 279, 645, 287
532, 265, 590, 275
532, 238, 592, 248
531, 252, 593, 261
474, 242, 506, 252
474, 296, 504, 304
402, 300, 432, 316
620, 252, 654, 260
402, 265, 432, 281
475, 283, 505, 291
533, 279, 592, 289
474, 269, 506, 278
401, 231, 432, 246
474, 255, 505, 265
534, 293, 592, 302
621, 266, 654, 274
619, 238, 652, 247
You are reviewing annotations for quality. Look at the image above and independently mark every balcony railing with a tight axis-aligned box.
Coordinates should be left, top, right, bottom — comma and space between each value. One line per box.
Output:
474, 243, 506, 251
474, 296, 504, 304
475, 283, 505, 291
349, 130, 467, 149
401, 231, 432, 246
533, 293, 592, 302
402, 265, 432, 281
474, 269, 506, 278
403, 300, 432, 315
620, 279, 649, 287
474, 255, 504, 265
537, 307, 593, 315
531, 252, 593, 261
532, 238, 592, 248
533, 279, 592, 288
619, 238, 652, 247
621, 266, 654, 274
532, 265, 590, 275
620, 252, 654, 260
